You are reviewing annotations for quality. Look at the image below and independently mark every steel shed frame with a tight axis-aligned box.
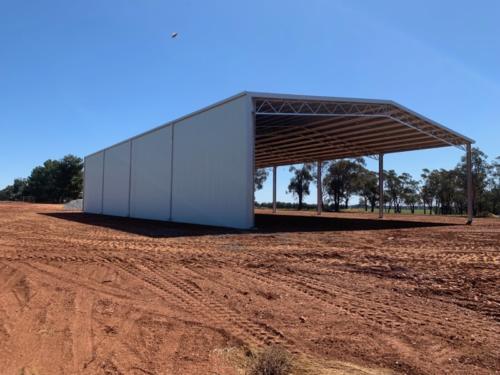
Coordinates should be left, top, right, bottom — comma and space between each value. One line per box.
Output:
83, 91, 475, 228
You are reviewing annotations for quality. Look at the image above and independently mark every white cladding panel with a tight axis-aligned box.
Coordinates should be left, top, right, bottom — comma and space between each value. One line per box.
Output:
102, 142, 131, 217
130, 126, 172, 220
83, 152, 104, 213
172, 96, 253, 228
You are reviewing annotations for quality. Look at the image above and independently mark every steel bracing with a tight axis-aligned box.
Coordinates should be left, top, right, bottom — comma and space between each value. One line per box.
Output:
253, 96, 469, 169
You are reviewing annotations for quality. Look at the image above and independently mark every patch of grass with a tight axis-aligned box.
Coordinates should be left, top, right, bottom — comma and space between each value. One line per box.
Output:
248, 346, 293, 375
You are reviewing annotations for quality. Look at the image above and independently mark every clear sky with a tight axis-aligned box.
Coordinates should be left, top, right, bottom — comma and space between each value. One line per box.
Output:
1, 1, 499, 203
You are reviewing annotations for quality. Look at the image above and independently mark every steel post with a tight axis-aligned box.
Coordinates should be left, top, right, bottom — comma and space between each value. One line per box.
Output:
272, 166, 277, 213
466, 143, 473, 224
317, 161, 322, 215
379, 153, 384, 219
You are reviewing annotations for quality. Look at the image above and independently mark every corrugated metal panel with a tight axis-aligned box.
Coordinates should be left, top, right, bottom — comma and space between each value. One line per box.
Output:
102, 142, 131, 217
171, 95, 253, 229
83, 152, 104, 213
130, 126, 172, 221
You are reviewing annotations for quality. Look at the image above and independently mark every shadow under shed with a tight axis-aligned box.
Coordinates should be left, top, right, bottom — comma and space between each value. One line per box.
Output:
254, 213, 455, 232
40, 211, 455, 238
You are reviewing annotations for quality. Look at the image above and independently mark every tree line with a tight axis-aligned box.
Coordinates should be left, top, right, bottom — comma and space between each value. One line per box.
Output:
255, 147, 500, 216
0, 155, 83, 203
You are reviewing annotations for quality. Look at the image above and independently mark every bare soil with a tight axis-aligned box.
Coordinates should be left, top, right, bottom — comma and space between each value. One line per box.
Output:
0, 202, 499, 374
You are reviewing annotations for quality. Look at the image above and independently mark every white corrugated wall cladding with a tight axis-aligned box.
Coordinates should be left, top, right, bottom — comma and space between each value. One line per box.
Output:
83, 152, 104, 213
130, 125, 172, 221
102, 142, 131, 217
83, 94, 254, 229
171, 95, 253, 228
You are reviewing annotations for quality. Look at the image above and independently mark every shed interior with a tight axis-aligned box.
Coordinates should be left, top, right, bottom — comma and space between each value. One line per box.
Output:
250, 92, 474, 223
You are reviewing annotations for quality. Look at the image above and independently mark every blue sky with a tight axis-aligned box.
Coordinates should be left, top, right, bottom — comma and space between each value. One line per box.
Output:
1, 0, 499, 203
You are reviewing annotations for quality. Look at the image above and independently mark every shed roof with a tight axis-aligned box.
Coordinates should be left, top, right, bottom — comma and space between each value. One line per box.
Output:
248, 92, 473, 168
86, 91, 473, 166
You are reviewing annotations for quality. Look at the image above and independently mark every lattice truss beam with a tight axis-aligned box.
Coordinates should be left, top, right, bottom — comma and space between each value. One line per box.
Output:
254, 98, 467, 168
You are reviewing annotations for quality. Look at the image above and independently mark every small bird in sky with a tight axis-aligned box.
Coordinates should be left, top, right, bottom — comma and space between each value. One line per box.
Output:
171, 32, 178, 38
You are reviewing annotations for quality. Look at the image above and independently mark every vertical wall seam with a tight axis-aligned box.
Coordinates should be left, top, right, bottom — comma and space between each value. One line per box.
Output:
101, 150, 106, 214
128, 140, 133, 217
82, 157, 86, 212
169, 123, 175, 221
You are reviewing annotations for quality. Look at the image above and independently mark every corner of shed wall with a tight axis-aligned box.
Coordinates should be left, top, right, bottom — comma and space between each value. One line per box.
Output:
171, 94, 254, 229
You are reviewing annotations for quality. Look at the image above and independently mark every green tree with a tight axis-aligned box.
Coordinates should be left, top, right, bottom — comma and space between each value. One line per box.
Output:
254, 168, 269, 191
0, 178, 28, 201
23, 155, 83, 203
421, 168, 440, 215
323, 158, 366, 211
490, 157, 500, 214
287, 164, 313, 210
458, 147, 491, 215
356, 169, 379, 212
384, 169, 404, 213
55, 155, 84, 201
26, 161, 58, 202
400, 173, 420, 214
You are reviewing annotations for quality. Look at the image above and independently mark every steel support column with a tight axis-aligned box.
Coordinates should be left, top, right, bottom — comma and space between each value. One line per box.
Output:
272, 166, 277, 213
317, 161, 322, 215
379, 153, 384, 219
466, 143, 473, 224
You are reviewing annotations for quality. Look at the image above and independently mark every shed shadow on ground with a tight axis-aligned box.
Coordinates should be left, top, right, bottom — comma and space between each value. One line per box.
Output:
41, 211, 455, 238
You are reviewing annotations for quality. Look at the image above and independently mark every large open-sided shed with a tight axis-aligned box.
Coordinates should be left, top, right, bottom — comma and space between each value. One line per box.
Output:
83, 91, 474, 229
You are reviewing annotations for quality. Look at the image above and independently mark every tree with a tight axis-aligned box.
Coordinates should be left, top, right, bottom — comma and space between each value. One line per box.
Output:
400, 173, 420, 214
26, 160, 59, 202
0, 178, 28, 201
287, 164, 313, 210
254, 168, 269, 191
458, 147, 491, 215
417, 149, 497, 216
356, 169, 379, 212
384, 169, 404, 213
421, 168, 439, 215
323, 158, 366, 211
1, 155, 83, 203
490, 157, 500, 214
56, 155, 84, 201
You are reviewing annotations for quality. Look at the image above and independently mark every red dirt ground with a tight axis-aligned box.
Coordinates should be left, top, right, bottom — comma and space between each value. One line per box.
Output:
0, 202, 499, 374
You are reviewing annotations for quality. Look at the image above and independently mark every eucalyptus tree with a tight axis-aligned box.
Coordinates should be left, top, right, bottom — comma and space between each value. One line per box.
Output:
457, 147, 491, 215
254, 168, 269, 191
356, 169, 379, 212
323, 158, 366, 211
400, 173, 420, 213
384, 169, 404, 213
287, 164, 314, 210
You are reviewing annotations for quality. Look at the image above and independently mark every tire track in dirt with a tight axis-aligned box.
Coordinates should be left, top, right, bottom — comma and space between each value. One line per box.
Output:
0, 262, 26, 295
10, 262, 175, 315
166, 251, 431, 333
204, 244, 500, 341
124, 257, 292, 349
236, 240, 500, 337
72, 293, 95, 374
17, 245, 494, 334
155, 240, 500, 339
106, 251, 292, 348
260, 263, 500, 338
2, 204, 500, 374
186, 251, 421, 331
